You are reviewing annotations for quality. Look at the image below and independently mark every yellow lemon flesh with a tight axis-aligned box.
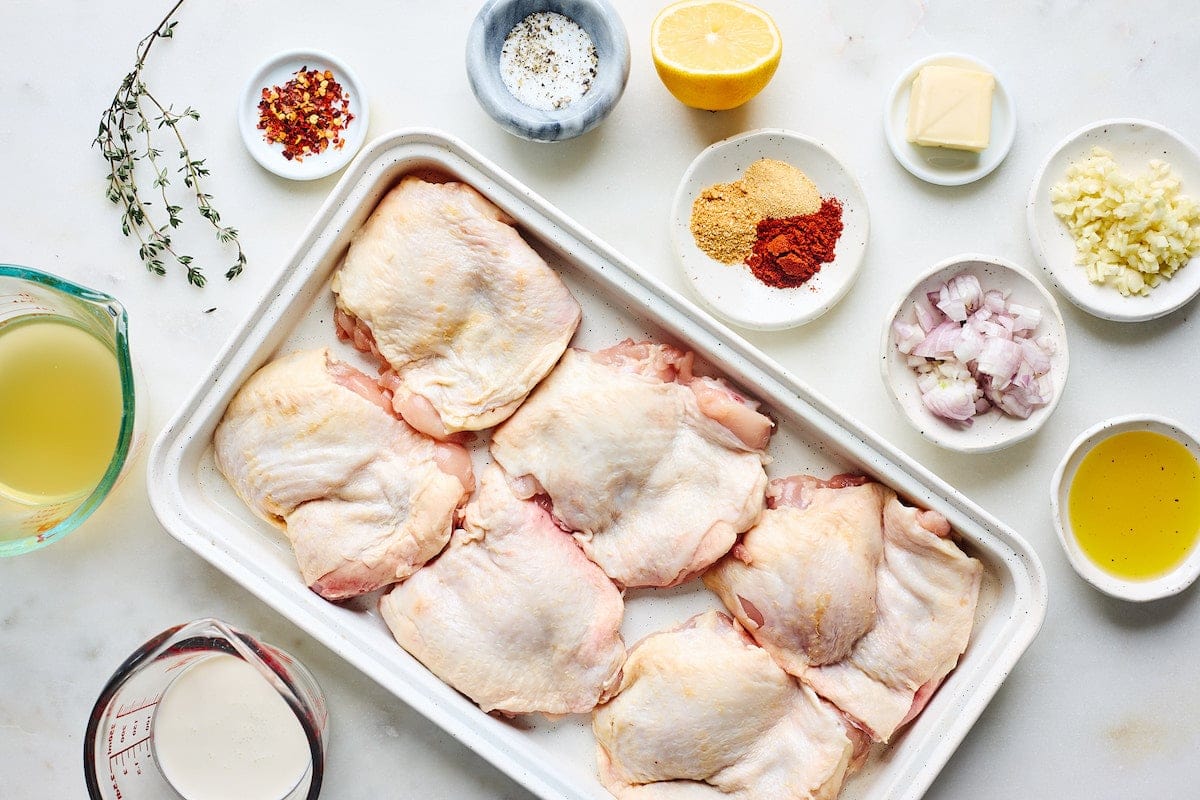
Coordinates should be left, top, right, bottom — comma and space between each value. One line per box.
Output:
651, 0, 782, 111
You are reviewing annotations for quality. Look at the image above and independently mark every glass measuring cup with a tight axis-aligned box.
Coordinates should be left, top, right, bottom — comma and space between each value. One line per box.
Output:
85, 618, 328, 800
0, 264, 139, 556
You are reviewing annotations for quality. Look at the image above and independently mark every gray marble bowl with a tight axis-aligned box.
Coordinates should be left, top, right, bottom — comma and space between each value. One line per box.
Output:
466, 0, 630, 142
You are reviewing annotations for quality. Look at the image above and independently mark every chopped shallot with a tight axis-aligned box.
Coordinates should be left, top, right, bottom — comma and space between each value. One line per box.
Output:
892, 320, 925, 354
892, 271, 1056, 424
935, 273, 982, 322
913, 294, 939, 333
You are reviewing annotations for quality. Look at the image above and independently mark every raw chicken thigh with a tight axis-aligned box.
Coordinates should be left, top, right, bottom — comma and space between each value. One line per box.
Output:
706, 474, 982, 743
593, 611, 861, 800
704, 475, 890, 676
491, 340, 771, 588
332, 175, 581, 439
379, 464, 625, 715
213, 348, 472, 601
804, 496, 983, 743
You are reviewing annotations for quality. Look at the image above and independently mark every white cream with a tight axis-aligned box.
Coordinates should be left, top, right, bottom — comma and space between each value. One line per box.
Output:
153, 653, 311, 800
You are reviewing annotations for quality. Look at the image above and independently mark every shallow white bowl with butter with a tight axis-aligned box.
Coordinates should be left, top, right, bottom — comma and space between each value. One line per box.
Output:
1050, 415, 1200, 602
670, 129, 869, 331
884, 53, 1015, 186
880, 254, 1069, 453
1027, 118, 1200, 322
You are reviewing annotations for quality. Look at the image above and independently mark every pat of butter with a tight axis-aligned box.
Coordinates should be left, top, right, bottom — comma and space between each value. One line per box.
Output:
905, 64, 995, 152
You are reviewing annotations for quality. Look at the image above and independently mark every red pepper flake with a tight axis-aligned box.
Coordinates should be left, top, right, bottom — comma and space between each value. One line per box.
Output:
745, 198, 844, 289
257, 66, 355, 162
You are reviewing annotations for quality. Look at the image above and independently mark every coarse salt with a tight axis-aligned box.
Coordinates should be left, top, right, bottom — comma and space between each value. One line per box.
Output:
500, 11, 599, 112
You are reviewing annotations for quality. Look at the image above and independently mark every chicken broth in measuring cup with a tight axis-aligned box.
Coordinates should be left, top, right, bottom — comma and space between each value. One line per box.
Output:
0, 319, 122, 503
0, 265, 139, 555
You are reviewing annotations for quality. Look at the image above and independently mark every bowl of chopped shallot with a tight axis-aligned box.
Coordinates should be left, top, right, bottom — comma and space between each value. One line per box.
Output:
881, 253, 1070, 453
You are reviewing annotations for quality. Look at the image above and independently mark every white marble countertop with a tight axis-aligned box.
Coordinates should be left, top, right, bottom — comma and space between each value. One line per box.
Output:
4, 0, 1199, 797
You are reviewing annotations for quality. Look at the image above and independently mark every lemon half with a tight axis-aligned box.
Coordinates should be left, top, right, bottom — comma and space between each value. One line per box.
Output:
651, 0, 782, 111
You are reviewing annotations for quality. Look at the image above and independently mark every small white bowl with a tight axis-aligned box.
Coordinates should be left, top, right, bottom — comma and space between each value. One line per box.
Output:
880, 253, 1069, 453
465, 0, 630, 142
1050, 415, 1200, 602
239, 49, 369, 181
883, 52, 1016, 186
670, 129, 869, 331
1027, 118, 1200, 322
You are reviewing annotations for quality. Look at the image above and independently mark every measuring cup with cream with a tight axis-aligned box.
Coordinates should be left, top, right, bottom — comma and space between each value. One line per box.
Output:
85, 618, 328, 800
0, 265, 142, 555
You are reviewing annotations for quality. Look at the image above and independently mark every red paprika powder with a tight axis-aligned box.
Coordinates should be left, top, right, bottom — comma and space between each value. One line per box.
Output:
745, 198, 844, 289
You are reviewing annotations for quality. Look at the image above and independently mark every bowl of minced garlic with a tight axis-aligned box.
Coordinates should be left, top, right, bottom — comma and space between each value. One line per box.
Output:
1028, 118, 1200, 322
672, 130, 869, 330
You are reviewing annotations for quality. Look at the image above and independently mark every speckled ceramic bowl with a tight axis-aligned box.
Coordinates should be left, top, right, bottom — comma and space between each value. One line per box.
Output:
1027, 119, 1200, 322
670, 129, 870, 330
466, 0, 630, 142
1051, 415, 1200, 602
239, 49, 369, 181
881, 253, 1069, 453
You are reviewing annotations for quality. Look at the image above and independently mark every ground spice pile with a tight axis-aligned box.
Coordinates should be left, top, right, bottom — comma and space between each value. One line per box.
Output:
257, 67, 354, 162
746, 198, 843, 288
742, 159, 820, 218
690, 181, 761, 264
690, 158, 843, 289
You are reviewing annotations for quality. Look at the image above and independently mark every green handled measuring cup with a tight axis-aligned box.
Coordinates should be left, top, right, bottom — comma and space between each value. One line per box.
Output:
0, 264, 140, 555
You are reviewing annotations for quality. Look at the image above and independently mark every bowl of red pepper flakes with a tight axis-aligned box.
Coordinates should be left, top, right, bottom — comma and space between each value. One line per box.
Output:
239, 49, 369, 181
670, 130, 870, 331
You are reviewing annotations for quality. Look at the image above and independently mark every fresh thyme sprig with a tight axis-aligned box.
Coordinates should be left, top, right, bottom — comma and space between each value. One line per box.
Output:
94, 0, 245, 287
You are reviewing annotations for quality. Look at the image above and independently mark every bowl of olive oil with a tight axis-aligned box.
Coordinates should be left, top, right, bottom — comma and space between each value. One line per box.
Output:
1051, 415, 1200, 601
0, 265, 139, 556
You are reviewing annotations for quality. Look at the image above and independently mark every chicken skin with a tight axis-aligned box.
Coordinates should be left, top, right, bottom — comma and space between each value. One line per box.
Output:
380, 464, 625, 715
704, 475, 890, 676
213, 348, 472, 600
490, 340, 771, 588
804, 496, 983, 743
332, 175, 581, 439
707, 474, 982, 742
593, 611, 858, 800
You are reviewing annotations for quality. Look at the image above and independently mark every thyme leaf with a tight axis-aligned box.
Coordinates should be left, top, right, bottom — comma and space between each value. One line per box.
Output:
93, 0, 245, 288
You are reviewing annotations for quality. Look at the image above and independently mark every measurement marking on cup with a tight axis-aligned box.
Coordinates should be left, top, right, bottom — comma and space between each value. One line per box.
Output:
110, 736, 152, 762
106, 696, 157, 784
113, 699, 158, 718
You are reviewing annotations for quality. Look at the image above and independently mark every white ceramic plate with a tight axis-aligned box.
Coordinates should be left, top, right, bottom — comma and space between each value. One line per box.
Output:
884, 53, 1015, 186
1027, 118, 1200, 322
238, 49, 369, 181
670, 129, 869, 331
1050, 415, 1200, 602
881, 253, 1069, 453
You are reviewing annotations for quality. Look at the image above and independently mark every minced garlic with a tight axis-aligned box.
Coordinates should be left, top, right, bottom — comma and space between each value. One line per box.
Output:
1050, 146, 1200, 296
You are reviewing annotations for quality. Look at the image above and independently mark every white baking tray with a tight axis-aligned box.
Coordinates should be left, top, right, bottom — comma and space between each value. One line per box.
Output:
148, 128, 1047, 800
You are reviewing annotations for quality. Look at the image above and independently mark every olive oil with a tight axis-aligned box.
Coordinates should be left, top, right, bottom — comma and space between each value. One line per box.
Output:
1068, 430, 1200, 580
0, 319, 123, 502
